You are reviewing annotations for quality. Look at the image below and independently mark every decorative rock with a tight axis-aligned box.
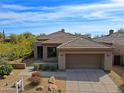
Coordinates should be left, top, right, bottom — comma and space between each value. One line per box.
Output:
36, 86, 44, 91
48, 84, 58, 91
48, 76, 56, 84
5, 82, 8, 86
11, 83, 16, 88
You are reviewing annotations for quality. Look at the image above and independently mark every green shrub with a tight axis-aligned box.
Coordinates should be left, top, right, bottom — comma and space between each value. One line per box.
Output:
42, 64, 50, 71
49, 64, 57, 71
39, 64, 43, 70
39, 64, 58, 71
0, 64, 13, 76
33, 64, 39, 71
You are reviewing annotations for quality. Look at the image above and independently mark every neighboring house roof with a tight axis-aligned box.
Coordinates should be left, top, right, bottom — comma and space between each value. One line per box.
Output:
37, 36, 49, 41
58, 37, 111, 49
39, 31, 77, 44
94, 32, 124, 45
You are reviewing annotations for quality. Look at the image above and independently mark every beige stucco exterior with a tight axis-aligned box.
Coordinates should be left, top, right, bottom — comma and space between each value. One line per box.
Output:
33, 31, 113, 71
58, 49, 113, 71
112, 44, 124, 64
34, 42, 59, 62
34, 42, 113, 71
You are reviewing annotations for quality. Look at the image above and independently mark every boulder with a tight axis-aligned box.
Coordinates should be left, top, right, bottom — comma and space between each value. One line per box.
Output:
36, 86, 44, 91
48, 76, 56, 84
48, 84, 58, 91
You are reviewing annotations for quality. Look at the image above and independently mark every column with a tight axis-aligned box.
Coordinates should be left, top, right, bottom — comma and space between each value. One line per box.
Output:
43, 46, 47, 61
58, 52, 66, 70
34, 45, 38, 59
104, 52, 113, 71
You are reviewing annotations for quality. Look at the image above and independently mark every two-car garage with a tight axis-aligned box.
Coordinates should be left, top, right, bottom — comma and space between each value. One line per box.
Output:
66, 54, 104, 69
58, 37, 113, 71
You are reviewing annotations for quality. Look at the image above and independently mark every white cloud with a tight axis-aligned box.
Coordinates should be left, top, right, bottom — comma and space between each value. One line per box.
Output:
111, 0, 124, 3
0, 4, 36, 10
0, 0, 124, 28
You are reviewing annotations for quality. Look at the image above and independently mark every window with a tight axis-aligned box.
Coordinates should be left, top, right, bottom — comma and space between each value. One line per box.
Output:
47, 47, 57, 58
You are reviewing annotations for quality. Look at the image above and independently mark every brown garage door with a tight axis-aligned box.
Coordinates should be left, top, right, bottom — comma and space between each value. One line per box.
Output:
66, 54, 104, 68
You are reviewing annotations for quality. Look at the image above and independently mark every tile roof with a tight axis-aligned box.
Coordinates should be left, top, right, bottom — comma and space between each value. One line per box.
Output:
36, 30, 112, 49
41, 31, 77, 44
58, 37, 111, 49
94, 32, 124, 45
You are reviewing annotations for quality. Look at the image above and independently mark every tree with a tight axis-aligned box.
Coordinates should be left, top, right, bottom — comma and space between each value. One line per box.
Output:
117, 28, 124, 33
3, 30, 5, 42
9, 34, 17, 43
22, 32, 35, 39
0, 32, 3, 40
84, 33, 91, 38
93, 35, 100, 38
74, 32, 82, 36
37, 33, 46, 38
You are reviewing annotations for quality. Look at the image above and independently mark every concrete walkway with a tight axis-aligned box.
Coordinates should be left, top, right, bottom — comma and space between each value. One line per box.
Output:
66, 69, 123, 93
19, 66, 66, 77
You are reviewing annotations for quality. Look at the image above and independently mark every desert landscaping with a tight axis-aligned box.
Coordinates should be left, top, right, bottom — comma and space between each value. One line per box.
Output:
0, 65, 66, 93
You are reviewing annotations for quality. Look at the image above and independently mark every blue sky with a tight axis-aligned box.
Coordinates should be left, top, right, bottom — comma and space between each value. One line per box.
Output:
0, 0, 124, 36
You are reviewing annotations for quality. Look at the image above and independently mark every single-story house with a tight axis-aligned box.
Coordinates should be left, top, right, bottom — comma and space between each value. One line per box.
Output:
94, 30, 124, 65
34, 29, 113, 71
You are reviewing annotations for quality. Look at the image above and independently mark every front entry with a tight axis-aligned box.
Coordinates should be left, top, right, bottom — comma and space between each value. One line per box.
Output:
37, 46, 43, 59
114, 55, 121, 65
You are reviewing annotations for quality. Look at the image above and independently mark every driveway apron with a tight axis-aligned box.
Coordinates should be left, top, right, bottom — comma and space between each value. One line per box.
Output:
66, 69, 123, 93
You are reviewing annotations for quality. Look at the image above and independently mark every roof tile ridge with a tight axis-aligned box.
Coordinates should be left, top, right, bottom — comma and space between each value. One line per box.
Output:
57, 36, 80, 48
92, 39, 112, 47
83, 37, 112, 47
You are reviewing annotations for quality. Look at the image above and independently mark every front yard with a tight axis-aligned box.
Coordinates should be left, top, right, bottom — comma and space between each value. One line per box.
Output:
0, 68, 66, 93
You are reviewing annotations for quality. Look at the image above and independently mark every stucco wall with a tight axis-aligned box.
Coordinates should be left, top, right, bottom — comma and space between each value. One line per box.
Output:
113, 44, 124, 55
34, 42, 60, 62
34, 41, 42, 59
112, 44, 124, 64
104, 52, 113, 71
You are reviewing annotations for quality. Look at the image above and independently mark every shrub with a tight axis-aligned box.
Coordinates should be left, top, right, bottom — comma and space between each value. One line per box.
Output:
0, 64, 13, 76
42, 64, 50, 71
49, 64, 57, 71
39, 64, 43, 70
32, 71, 41, 77
33, 64, 39, 71
28, 71, 41, 86
39, 64, 58, 71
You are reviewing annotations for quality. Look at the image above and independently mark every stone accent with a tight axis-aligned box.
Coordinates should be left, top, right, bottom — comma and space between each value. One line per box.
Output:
48, 76, 56, 84
48, 84, 58, 91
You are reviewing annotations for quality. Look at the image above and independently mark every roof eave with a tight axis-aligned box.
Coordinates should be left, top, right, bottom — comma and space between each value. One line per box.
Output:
58, 47, 113, 51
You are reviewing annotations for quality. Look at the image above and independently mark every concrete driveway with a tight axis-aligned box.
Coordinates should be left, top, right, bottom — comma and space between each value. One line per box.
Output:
66, 69, 122, 93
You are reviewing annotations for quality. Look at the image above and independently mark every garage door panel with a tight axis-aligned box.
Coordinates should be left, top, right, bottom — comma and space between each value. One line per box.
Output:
66, 54, 104, 68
